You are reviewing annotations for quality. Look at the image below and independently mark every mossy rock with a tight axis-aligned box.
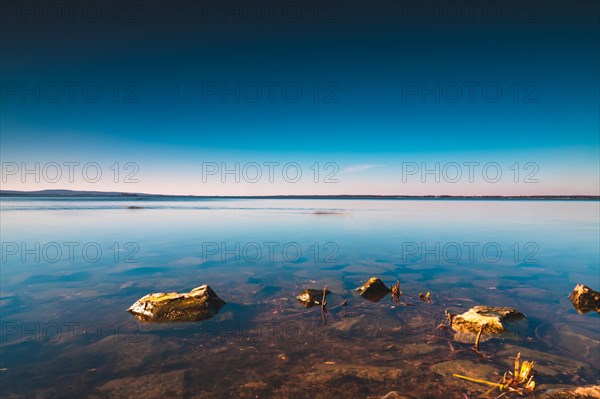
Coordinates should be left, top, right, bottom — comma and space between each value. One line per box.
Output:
127, 285, 226, 322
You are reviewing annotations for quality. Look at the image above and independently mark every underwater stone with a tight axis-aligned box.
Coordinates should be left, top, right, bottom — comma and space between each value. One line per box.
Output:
127, 285, 226, 322
380, 392, 416, 399
540, 385, 600, 398
296, 288, 328, 307
356, 277, 391, 302
569, 284, 600, 314
451, 306, 526, 335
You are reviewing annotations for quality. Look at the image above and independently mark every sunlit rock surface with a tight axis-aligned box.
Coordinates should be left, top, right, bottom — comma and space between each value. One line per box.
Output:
569, 284, 600, 314
296, 288, 329, 307
127, 285, 226, 322
356, 277, 390, 302
451, 306, 526, 339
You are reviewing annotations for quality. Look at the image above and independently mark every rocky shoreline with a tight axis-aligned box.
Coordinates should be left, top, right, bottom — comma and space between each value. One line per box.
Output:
124, 280, 599, 398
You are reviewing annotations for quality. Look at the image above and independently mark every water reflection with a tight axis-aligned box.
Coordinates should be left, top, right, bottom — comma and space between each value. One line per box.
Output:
0, 198, 598, 397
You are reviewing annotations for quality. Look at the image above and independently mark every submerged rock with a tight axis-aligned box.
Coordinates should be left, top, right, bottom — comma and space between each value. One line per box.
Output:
127, 285, 226, 322
380, 392, 416, 399
296, 288, 328, 307
451, 306, 526, 335
541, 385, 600, 398
569, 284, 600, 314
356, 277, 391, 302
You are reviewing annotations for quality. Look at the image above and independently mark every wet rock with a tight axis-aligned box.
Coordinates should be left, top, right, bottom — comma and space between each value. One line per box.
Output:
252, 284, 281, 297
76, 334, 181, 373
496, 345, 590, 380
569, 284, 600, 314
541, 385, 600, 398
551, 322, 600, 364
380, 391, 415, 399
431, 359, 498, 382
235, 380, 272, 398
90, 370, 186, 399
127, 285, 226, 322
356, 277, 390, 302
296, 288, 328, 307
451, 306, 526, 335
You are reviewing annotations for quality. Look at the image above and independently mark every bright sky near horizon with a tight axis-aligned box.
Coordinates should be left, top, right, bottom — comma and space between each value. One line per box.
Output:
1, 1, 598, 195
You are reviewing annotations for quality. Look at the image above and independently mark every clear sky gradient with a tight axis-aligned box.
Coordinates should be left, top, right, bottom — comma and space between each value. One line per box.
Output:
1, 1, 598, 195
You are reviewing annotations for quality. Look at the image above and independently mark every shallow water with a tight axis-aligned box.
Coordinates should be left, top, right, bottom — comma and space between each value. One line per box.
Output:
1, 198, 599, 398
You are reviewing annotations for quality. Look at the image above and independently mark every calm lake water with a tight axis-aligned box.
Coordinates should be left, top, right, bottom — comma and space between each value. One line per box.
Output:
1, 197, 599, 398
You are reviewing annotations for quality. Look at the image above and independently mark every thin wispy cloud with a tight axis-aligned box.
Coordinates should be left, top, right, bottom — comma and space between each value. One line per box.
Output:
342, 164, 380, 173
169, 256, 206, 266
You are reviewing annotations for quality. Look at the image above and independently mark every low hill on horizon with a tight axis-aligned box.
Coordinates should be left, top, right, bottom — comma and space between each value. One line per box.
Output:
1, 189, 598, 200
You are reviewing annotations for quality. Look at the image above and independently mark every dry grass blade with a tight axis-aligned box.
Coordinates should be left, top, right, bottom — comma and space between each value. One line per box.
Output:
321, 285, 328, 325
391, 281, 402, 304
471, 324, 484, 357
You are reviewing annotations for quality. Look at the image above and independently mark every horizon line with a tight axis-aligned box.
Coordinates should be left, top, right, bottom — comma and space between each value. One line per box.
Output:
1, 189, 599, 200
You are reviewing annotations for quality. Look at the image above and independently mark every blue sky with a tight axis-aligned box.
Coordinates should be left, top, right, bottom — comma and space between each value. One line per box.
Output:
1, 1, 598, 195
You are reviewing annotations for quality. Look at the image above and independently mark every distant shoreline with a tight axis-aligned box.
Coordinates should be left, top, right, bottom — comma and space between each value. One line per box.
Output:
1, 190, 598, 200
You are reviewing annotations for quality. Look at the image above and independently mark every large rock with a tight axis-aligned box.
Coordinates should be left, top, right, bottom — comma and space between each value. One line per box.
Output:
356, 277, 390, 302
127, 285, 226, 322
569, 284, 600, 314
451, 306, 526, 335
296, 288, 328, 307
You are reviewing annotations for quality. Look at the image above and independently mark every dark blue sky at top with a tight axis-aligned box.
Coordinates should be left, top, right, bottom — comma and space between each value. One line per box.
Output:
0, 0, 598, 193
